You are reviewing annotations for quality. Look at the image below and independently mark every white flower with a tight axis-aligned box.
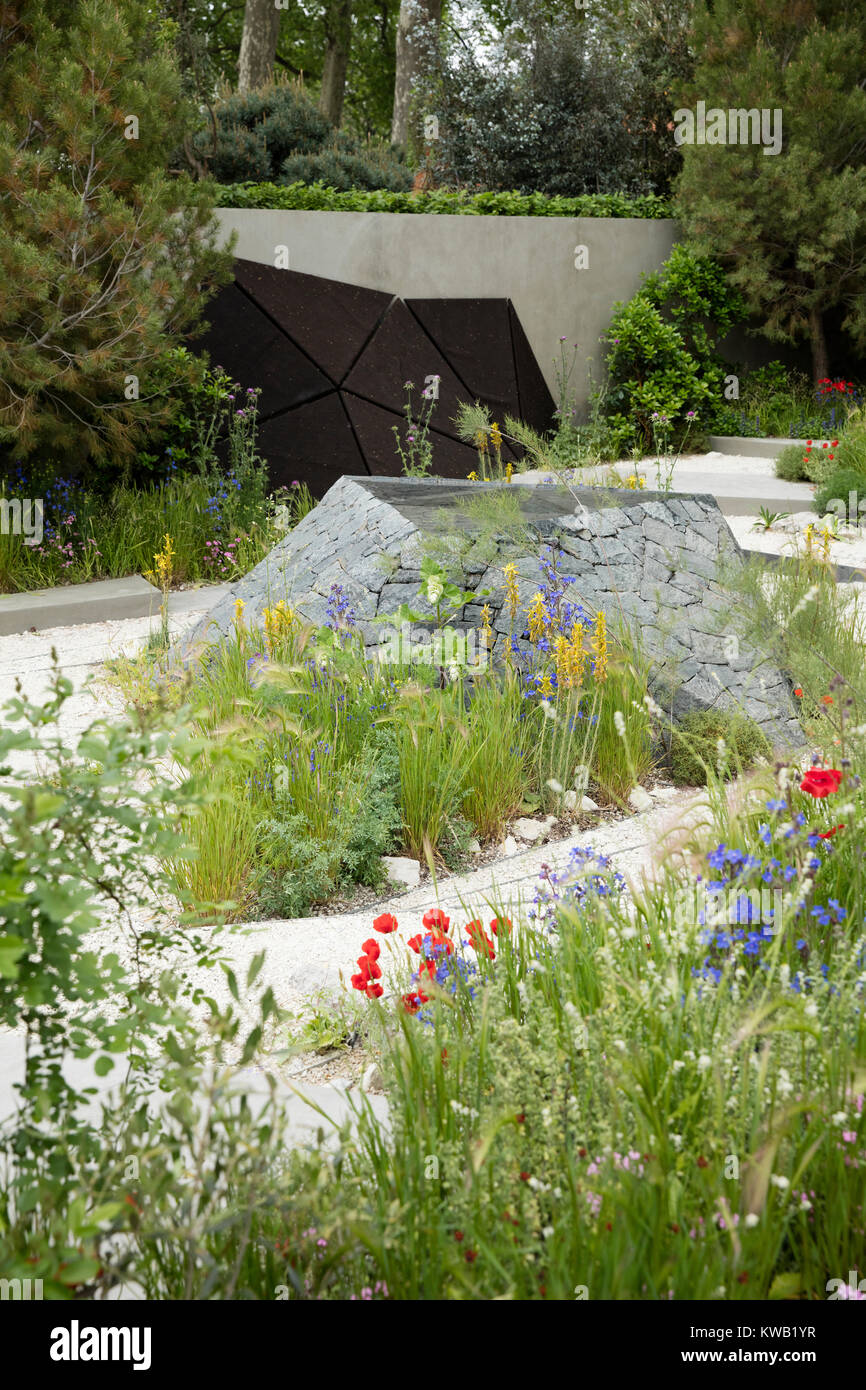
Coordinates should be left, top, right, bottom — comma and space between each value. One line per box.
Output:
644, 692, 664, 718
804, 1001, 818, 1018
614, 710, 626, 737
546, 778, 563, 794
672, 1060, 685, 1074
770, 1174, 789, 1190
669, 1133, 683, 1150
697, 1054, 712, 1071
540, 698, 557, 720
832, 1111, 847, 1127
542, 1225, 554, 1239
745, 1213, 760, 1229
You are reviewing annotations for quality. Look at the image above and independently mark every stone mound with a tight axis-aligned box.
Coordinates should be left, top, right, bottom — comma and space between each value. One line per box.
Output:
181, 476, 804, 749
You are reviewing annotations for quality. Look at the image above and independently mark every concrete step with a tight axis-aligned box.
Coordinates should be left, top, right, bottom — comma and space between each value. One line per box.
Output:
0, 576, 231, 637
707, 435, 813, 459
0, 574, 160, 637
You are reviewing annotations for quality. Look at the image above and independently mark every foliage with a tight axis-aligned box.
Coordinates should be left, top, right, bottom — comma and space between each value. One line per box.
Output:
814, 470, 866, 522
212, 180, 673, 217
674, 0, 866, 383
189, 80, 411, 190
669, 709, 771, 786
0, 0, 232, 468
0, 373, 274, 592
416, 5, 652, 196
600, 244, 747, 453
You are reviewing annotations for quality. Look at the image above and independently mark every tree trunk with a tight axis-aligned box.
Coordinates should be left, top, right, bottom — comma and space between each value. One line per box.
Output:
390, 0, 441, 148
238, 0, 282, 94
808, 304, 829, 385
319, 0, 353, 127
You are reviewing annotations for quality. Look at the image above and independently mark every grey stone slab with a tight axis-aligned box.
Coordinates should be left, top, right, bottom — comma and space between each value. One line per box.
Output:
0, 575, 163, 637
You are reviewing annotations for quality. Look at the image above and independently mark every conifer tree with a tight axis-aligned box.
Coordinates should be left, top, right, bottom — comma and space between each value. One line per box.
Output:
674, 0, 866, 383
0, 0, 232, 466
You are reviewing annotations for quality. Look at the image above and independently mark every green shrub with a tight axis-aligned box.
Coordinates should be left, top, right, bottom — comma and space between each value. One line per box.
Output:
831, 406, 866, 476
669, 709, 771, 786
814, 468, 866, 521
600, 244, 747, 454
774, 441, 812, 481
193, 83, 411, 191
212, 182, 673, 218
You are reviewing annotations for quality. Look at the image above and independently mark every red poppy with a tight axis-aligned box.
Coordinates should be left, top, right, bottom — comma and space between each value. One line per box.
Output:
819, 824, 845, 839
365, 982, 383, 1000
490, 916, 512, 936
454, 1230, 464, 1241
407, 933, 423, 954
794, 688, 803, 697
402, 992, 421, 1014
821, 695, 834, 706
355, 955, 381, 982
800, 768, 843, 798
696, 1155, 709, 1169
519, 1171, 530, 1182
422, 908, 451, 933
466, 921, 496, 959
373, 912, 398, 934
361, 938, 380, 961
465, 1250, 477, 1264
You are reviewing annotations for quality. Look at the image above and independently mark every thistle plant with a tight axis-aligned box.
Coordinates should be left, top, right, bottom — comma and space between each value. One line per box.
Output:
393, 380, 438, 477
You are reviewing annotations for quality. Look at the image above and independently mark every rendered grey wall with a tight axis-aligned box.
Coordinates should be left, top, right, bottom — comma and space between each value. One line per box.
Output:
213, 210, 679, 413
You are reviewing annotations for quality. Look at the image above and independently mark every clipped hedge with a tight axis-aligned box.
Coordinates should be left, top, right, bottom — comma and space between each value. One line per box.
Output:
212, 181, 673, 219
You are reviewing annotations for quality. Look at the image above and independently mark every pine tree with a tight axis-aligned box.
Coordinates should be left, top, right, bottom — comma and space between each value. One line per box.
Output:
0, 0, 233, 467
674, 0, 866, 382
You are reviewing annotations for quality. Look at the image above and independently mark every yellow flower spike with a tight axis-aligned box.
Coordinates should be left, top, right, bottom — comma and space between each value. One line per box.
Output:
474, 429, 489, 454
234, 596, 246, 630
480, 602, 493, 651
467, 470, 478, 482
539, 670, 554, 698
591, 609, 608, 683
506, 458, 513, 484
568, 627, 586, 688
554, 632, 571, 689
503, 563, 520, 622
527, 591, 547, 643
490, 421, 503, 451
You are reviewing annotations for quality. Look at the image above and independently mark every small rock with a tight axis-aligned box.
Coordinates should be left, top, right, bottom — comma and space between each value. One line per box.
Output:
628, 786, 654, 813
468, 837, 481, 853
501, 835, 520, 857
513, 816, 549, 843
381, 855, 420, 889
361, 1063, 385, 1094
564, 790, 599, 813
580, 795, 599, 812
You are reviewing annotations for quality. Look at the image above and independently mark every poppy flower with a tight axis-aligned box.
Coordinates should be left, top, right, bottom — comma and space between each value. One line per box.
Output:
454, 1230, 464, 1242
373, 912, 398, 934
407, 933, 423, 954
821, 695, 834, 706
819, 824, 845, 839
490, 916, 512, 936
794, 687, 803, 697
422, 908, 451, 933
354, 955, 381, 982
696, 1155, 709, 1169
361, 938, 380, 961
800, 767, 843, 798
466, 920, 496, 958
365, 982, 384, 1000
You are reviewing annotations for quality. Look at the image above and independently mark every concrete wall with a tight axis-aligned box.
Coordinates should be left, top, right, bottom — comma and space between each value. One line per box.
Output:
213, 209, 679, 412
